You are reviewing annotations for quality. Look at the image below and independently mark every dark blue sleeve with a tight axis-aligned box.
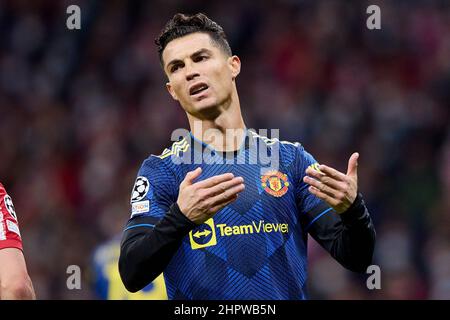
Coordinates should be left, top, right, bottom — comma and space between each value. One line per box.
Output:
119, 157, 197, 292
128, 156, 178, 221
293, 144, 376, 272
293, 143, 333, 230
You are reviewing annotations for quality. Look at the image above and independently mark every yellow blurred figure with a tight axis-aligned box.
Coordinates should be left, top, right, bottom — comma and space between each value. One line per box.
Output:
92, 236, 167, 300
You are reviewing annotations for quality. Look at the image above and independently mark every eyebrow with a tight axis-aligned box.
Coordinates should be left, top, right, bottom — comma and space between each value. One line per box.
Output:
166, 48, 213, 72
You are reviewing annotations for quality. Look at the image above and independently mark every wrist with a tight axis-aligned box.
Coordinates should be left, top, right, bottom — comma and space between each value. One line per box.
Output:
339, 192, 365, 224
168, 203, 198, 230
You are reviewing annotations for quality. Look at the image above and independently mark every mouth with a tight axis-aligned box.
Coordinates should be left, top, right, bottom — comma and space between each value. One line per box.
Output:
189, 83, 209, 96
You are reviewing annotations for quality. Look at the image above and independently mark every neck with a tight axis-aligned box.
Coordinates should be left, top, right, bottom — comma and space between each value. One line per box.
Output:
187, 91, 246, 152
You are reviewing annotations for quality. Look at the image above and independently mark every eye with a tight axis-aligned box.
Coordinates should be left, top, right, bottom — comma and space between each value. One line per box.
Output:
194, 55, 208, 62
171, 64, 181, 73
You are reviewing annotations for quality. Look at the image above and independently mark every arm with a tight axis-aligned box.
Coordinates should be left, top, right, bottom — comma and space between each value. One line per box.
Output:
303, 193, 376, 272
300, 152, 376, 272
119, 203, 196, 292
0, 183, 36, 300
0, 248, 35, 300
119, 167, 244, 292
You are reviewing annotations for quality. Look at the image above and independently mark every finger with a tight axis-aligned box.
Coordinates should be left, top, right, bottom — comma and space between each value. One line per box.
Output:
209, 194, 238, 214
303, 176, 338, 198
203, 177, 244, 198
195, 172, 235, 189
209, 183, 245, 207
183, 167, 202, 185
315, 165, 347, 182
346, 152, 359, 178
308, 186, 339, 207
305, 170, 345, 190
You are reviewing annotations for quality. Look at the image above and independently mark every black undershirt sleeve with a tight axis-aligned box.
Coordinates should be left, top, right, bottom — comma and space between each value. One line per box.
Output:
304, 193, 376, 273
118, 203, 196, 292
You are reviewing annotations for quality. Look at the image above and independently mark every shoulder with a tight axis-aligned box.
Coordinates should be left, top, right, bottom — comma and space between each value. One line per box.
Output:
138, 135, 191, 183
248, 130, 319, 174
139, 136, 189, 173
249, 130, 301, 148
248, 129, 303, 158
152, 136, 190, 161
0, 183, 15, 217
131, 138, 189, 202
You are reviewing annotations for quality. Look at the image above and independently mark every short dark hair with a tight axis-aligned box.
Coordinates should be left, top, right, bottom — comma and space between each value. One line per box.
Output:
155, 13, 232, 65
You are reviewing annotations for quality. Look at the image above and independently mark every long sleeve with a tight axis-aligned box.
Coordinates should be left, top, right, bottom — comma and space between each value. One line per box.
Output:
119, 203, 196, 292
305, 193, 376, 273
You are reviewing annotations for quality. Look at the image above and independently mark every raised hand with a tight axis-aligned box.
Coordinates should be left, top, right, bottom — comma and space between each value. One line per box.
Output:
303, 153, 359, 214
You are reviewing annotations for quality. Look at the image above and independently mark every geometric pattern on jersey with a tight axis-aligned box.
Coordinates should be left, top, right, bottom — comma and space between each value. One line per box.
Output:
128, 129, 331, 299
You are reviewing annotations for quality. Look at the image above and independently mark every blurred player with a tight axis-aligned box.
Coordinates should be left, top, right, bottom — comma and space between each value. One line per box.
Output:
92, 235, 167, 300
0, 183, 35, 299
119, 13, 376, 299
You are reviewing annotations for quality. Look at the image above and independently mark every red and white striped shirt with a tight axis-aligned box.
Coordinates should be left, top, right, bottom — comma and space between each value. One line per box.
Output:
0, 183, 22, 250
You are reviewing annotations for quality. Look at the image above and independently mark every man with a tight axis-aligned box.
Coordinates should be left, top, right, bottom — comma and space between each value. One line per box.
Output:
119, 13, 376, 299
0, 183, 35, 299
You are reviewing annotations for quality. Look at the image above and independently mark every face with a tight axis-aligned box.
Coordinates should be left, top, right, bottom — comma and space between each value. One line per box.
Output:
163, 32, 240, 117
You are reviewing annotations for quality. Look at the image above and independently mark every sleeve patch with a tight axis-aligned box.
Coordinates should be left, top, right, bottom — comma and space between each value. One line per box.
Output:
130, 176, 150, 203
6, 220, 21, 237
131, 200, 150, 217
4, 195, 18, 221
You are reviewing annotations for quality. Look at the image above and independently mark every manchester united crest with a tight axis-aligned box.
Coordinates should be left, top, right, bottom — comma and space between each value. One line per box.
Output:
261, 171, 289, 197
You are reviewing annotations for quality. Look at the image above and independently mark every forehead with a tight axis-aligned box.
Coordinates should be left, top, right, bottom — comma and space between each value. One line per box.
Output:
162, 32, 221, 65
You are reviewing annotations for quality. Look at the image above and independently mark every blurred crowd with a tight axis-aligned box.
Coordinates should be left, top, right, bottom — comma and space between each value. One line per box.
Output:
0, 0, 448, 299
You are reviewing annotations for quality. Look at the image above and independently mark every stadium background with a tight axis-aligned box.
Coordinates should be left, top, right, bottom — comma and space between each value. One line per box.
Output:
0, 0, 448, 299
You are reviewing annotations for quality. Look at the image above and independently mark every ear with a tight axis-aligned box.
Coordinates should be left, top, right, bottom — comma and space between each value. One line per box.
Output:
228, 55, 241, 80
166, 82, 178, 101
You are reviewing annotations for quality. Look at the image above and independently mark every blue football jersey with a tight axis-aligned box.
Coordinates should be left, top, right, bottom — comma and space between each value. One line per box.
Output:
126, 129, 333, 299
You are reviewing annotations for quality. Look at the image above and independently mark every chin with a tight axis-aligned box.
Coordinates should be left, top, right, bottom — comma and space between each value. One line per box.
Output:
190, 98, 222, 118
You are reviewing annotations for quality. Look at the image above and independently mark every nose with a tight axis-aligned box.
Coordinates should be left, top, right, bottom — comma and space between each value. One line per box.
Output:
185, 61, 200, 81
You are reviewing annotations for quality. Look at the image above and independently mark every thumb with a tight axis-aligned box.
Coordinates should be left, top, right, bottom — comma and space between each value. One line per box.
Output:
183, 167, 202, 185
346, 152, 359, 178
